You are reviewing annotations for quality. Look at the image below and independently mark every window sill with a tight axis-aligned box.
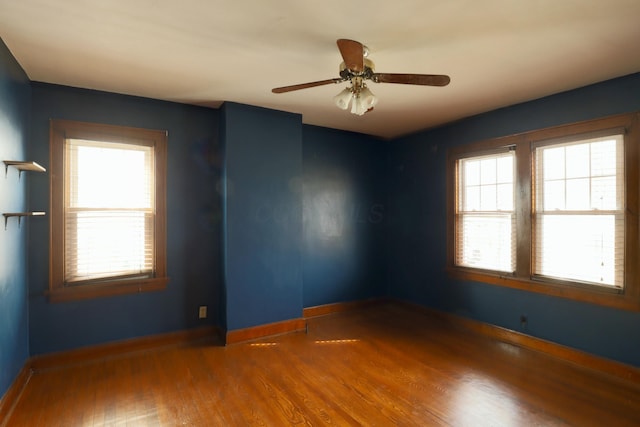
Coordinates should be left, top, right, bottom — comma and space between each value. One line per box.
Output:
48, 277, 169, 303
447, 268, 640, 311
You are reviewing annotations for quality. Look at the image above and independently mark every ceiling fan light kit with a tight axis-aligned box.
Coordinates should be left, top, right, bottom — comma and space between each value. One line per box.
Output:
333, 79, 379, 116
272, 39, 450, 116
333, 87, 353, 110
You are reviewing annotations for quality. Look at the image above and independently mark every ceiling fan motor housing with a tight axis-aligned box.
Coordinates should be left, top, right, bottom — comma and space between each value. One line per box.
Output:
339, 59, 375, 81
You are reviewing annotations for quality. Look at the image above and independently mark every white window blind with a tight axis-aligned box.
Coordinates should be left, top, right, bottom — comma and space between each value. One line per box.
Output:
455, 151, 515, 273
533, 135, 624, 288
64, 138, 155, 284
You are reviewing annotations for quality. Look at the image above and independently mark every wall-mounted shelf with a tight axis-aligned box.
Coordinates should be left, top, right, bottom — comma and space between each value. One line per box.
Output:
3, 212, 46, 229
3, 160, 46, 179
2, 161, 47, 229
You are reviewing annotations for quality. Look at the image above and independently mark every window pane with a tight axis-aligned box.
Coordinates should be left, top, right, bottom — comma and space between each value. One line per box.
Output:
543, 146, 565, 180
496, 156, 513, 183
543, 180, 565, 210
480, 158, 496, 184
70, 140, 153, 209
67, 211, 154, 282
464, 186, 480, 211
537, 135, 623, 213
565, 144, 589, 178
535, 214, 622, 287
591, 139, 617, 176
464, 160, 481, 186
480, 185, 497, 211
458, 214, 515, 272
496, 183, 513, 211
591, 176, 617, 210
566, 178, 589, 210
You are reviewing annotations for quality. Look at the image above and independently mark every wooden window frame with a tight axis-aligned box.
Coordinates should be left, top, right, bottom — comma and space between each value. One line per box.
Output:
446, 112, 640, 311
49, 120, 169, 302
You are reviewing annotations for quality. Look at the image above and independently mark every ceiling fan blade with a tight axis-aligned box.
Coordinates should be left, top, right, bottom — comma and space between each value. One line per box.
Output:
372, 73, 451, 86
337, 39, 364, 73
272, 78, 344, 93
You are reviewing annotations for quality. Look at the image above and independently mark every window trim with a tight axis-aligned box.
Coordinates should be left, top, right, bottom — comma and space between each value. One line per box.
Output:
446, 112, 640, 311
49, 120, 169, 302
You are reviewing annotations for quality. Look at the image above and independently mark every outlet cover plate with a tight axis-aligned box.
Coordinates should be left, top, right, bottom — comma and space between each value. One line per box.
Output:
199, 306, 207, 319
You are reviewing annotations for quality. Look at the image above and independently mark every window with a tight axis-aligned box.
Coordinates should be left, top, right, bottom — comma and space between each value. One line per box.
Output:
50, 120, 168, 302
447, 113, 640, 310
533, 135, 624, 288
455, 150, 515, 273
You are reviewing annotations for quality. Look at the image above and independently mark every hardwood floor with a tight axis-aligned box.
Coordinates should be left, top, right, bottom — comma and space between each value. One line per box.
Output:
5, 303, 640, 426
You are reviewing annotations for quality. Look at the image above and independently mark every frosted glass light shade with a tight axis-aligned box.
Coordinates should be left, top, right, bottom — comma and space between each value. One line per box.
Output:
351, 95, 368, 116
359, 86, 378, 109
333, 88, 353, 110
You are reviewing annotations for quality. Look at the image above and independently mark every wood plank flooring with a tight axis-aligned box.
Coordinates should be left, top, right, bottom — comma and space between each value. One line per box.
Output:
5, 303, 640, 426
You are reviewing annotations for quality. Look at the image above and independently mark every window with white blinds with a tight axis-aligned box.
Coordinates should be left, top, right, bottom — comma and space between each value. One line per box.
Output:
533, 135, 624, 289
447, 112, 640, 310
455, 151, 515, 273
65, 139, 155, 284
49, 120, 168, 302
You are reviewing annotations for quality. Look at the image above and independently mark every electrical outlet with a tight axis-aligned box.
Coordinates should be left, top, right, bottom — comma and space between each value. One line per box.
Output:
520, 314, 528, 330
198, 306, 207, 319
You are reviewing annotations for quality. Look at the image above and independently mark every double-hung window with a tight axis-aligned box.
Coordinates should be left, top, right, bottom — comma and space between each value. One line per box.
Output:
448, 113, 639, 310
455, 150, 515, 273
49, 120, 168, 302
533, 135, 624, 289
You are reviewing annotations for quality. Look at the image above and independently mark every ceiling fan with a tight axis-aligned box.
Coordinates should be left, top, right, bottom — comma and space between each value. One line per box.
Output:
272, 39, 451, 115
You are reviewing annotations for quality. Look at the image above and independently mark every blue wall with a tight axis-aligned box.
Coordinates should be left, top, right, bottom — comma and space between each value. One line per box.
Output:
28, 83, 222, 355
0, 39, 31, 399
387, 73, 640, 366
221, 103, 303, 330
302, 125, 387, 307
3, 32, 639, 390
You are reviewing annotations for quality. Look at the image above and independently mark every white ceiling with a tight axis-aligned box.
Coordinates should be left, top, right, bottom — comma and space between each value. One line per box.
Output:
1, 0, 639, 139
